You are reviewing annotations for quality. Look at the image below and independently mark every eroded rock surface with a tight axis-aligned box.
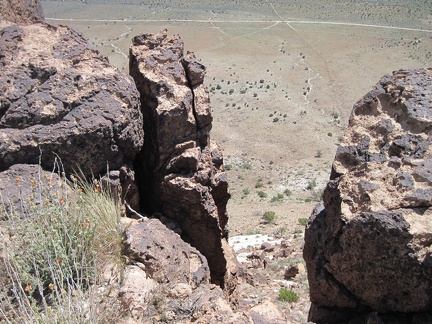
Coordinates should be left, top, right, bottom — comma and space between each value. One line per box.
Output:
0, 0, 44, 25
120, 218, 248, 323
0, 21, 143, 209
130, 30, 236, 290
124, 218, 210, 287
304, 68, 432, 322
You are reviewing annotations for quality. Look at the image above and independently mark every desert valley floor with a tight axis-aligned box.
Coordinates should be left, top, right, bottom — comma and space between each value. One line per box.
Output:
41, 0, 432, 235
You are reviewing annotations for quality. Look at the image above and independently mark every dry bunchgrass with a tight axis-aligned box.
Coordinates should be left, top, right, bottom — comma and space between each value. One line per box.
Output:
0, 165, 125, 323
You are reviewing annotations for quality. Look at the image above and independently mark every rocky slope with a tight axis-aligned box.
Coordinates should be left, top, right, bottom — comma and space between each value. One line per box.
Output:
0, 0, 44, 25
304, 68, 432, 323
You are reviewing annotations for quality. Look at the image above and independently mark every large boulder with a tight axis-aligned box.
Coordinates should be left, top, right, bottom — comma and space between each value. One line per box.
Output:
304, 68, 432, 322
0, 0, 44, 25
0, 21, 143, 209
120, 218, 248, 323
124, 218, 211, 287
129, 30, 236, 292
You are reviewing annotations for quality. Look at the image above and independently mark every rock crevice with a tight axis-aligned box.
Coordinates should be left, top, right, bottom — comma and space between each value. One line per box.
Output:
129, 30, 235, 290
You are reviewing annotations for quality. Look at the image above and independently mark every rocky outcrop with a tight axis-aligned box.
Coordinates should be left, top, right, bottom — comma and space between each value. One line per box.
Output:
130, 30, 236, 290
0, 0, 44, 25
124, 218, 210, 287
120, 218, 248, 323
304, 68, 432, 322
0, 21, 143, 210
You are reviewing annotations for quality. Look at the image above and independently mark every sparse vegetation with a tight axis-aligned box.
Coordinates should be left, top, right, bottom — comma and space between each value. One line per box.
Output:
0, 169, 124, 322
262, 211, 277, 224
279, 288, 299, 303
306, 179, 317, 190
284, 189, 292, 196
257, 191, 267, 198
298, 217, 309, 226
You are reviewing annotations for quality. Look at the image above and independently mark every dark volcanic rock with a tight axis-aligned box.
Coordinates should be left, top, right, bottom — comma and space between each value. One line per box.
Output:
129, 30, 236, 292
304, 68, 432, 322
0, 21, 143, 179
0, 0, 44, 25
0, 164, 65, 219
124, 218, 210, 287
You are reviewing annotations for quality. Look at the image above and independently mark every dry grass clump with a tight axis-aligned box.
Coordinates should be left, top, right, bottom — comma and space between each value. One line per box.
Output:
0, 167, 125, 323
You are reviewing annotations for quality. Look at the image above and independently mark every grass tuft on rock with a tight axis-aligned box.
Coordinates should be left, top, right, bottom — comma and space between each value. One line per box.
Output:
0, 168, 124, 323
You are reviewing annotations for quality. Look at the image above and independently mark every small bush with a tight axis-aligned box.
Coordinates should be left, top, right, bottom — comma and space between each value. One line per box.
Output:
307, 179, 317, 190
298, 217, 308, 226
273, 118, 279, 122
255, 182, 263, 188
242, 163, 252, 170
257, 191, 267, 198
262, 211, 276, 224
271, 193, 284, 202
284, 189, 292, 196
224, 164, 232, 170
279, 288, 299, 303
242, 188, 250, 195
0, 169, 124, 322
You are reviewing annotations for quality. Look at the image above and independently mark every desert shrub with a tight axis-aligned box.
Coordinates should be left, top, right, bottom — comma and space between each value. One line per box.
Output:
0, 169, 123, 323
262, 211, 276, 224
307, 179, 317, 190
273, 118, 279, 122
242, 163, 252, 170
224, 164, 232, 170
279, 288, 299, 303
273, 226, 287, 236
257, 191, 267, 198
270, 193, 284, 203
229, 89, 234, 94
298, 217, 308, 226
242, 188, 250, 196
283, 189, 292, 196
255, 182, 263, 188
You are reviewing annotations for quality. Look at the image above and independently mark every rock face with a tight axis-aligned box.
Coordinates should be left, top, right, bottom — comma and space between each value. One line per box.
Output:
120, 218, 248, 323
0, 21, 143, 208
0, 0, 44, 25
130, 30, 235, 289
304, 68, 432, 322
124, 218, 211, 287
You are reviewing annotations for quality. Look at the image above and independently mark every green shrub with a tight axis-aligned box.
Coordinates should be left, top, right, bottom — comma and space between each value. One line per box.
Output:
279, 288, 299, 303
298, 217, 308, 226
271, 193, 284, 202
307, 179, 317, 190
257, 191, 267, 198
242, 188, 250, 195
262, 211, 276, 224
255, 182, 263, 188
284, 189, 292, 196
0, 170, 124, 322
242, 163, 252, 170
